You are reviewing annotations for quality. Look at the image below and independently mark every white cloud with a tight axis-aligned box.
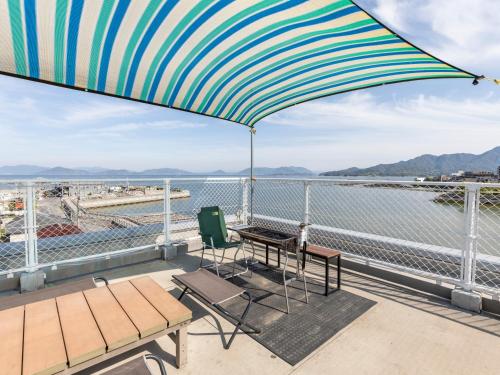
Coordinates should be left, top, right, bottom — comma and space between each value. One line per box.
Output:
258, 91, 500, 170
367, 0, 500, 73
371, 0, 409, 30
73, 120, 206, 138
63, 101, 148, 123
264, 91, 500, 130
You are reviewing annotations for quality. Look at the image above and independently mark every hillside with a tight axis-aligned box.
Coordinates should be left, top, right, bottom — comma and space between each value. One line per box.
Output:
321, 147, 500, 176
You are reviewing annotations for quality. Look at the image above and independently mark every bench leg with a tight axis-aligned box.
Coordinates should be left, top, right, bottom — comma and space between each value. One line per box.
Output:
178, 287, 189, 301
325, 257, 330, 296
175, 325, 188, 369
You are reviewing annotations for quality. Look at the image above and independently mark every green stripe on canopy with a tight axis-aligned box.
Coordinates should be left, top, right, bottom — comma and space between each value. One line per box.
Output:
0, 0, 476, 127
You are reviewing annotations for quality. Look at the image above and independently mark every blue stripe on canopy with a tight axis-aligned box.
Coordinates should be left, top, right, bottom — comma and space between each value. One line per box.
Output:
0, 0, 476, 127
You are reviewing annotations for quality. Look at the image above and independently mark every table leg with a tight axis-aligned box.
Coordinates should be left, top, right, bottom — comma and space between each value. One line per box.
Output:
265, 244, 269, 265
325, 257, 330, 297
277, 246, 281, 268
300, 253, 309, 304
175, 325, 188, 369
283, 247, 290, 313
295, 244, 300, 278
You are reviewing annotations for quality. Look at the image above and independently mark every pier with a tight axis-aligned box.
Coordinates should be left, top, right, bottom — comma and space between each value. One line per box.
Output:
76, 189, 190, 209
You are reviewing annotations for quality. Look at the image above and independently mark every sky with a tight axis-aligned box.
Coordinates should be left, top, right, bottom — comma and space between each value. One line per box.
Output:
0, 0, 499, 173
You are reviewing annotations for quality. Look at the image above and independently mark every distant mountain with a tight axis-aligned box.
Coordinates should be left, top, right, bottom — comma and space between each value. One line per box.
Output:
0, 165, 315, 177
39, 167, 91, 176
321, 146, 500, 177
208, 169, 228, 176
0, 165, 47, 175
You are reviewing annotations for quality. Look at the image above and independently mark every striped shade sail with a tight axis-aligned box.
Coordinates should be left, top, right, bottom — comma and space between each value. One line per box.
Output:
0, 0, 475, 126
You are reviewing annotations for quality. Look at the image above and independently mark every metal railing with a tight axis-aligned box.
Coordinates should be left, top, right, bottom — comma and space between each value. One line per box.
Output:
0, 178, 246, 273
251, 178, 500, 297
0, 177, 499, 297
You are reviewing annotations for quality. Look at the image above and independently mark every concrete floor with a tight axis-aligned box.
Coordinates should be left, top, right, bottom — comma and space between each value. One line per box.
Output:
78, 243, 500, 375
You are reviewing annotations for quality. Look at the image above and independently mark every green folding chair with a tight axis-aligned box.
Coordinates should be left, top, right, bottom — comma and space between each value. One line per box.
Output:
197, 206, 247, 278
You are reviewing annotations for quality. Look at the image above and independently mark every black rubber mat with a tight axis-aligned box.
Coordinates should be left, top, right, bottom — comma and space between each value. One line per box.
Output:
215, 262, 377, 366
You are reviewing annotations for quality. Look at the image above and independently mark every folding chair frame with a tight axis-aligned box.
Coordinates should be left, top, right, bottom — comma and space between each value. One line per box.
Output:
178, 287, 260, 349
199, 234, 249, 279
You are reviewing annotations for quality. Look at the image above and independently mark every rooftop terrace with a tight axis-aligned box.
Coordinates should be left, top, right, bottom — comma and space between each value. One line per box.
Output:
1, 177, 500, 374
56, 242, 499, 375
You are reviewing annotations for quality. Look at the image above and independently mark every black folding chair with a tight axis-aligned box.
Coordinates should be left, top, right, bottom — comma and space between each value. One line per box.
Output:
173, 268, 260, 349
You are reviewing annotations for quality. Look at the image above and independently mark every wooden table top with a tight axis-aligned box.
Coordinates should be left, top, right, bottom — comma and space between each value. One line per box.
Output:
0, 276, 192, 375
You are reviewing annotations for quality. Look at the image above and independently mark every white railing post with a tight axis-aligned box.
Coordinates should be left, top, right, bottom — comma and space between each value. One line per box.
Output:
241, 178, 249, 225
462, 184, 480, 291
163, 179, 171, 248
24, 182, 38, 270
301, 181, 311, 246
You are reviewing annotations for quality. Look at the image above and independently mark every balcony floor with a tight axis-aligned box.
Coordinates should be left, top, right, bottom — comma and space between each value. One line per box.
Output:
72, 242, 500, 375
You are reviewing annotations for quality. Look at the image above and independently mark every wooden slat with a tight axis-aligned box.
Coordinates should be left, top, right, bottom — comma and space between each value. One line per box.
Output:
0, 277, 96, 312
56, 292, 106, 367
0, 306, 24, 375
108, 281, 167, 337
23, 299, 67, 375
84, 287, 139, 351
131, 277, 192, 327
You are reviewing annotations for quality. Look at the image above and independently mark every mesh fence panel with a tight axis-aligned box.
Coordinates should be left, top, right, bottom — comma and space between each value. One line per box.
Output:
169, 179, 244, 240
252, 179, 467, 282
476, 187, 500, 291
21, 178, 245, 266
34, 180, 166, 265
308, 181, 466, 281
252, 179, 304, 234
0, 182, 27, 273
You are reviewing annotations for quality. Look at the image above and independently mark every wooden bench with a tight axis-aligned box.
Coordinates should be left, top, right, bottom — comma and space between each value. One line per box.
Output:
0, 276, 108, 312
302, 242, 341, 296
0, 276, 191, 375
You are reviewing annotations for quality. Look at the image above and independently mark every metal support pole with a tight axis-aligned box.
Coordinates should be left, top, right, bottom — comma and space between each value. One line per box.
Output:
241, 178, 249, 225
163, 179, 172, 248
297, 181, 312, 278
250, 127, 256, 224
24, 182, 38, 270
301, 181, 311, 246
462, 184, 480, 291
76, 181, 80, 227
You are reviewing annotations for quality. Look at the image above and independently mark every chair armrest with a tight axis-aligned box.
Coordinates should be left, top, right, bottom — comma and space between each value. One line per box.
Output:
199, 233, 215, 248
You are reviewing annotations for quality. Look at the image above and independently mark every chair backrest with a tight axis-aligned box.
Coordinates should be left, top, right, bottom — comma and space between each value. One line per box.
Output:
197, 206, 228, 248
